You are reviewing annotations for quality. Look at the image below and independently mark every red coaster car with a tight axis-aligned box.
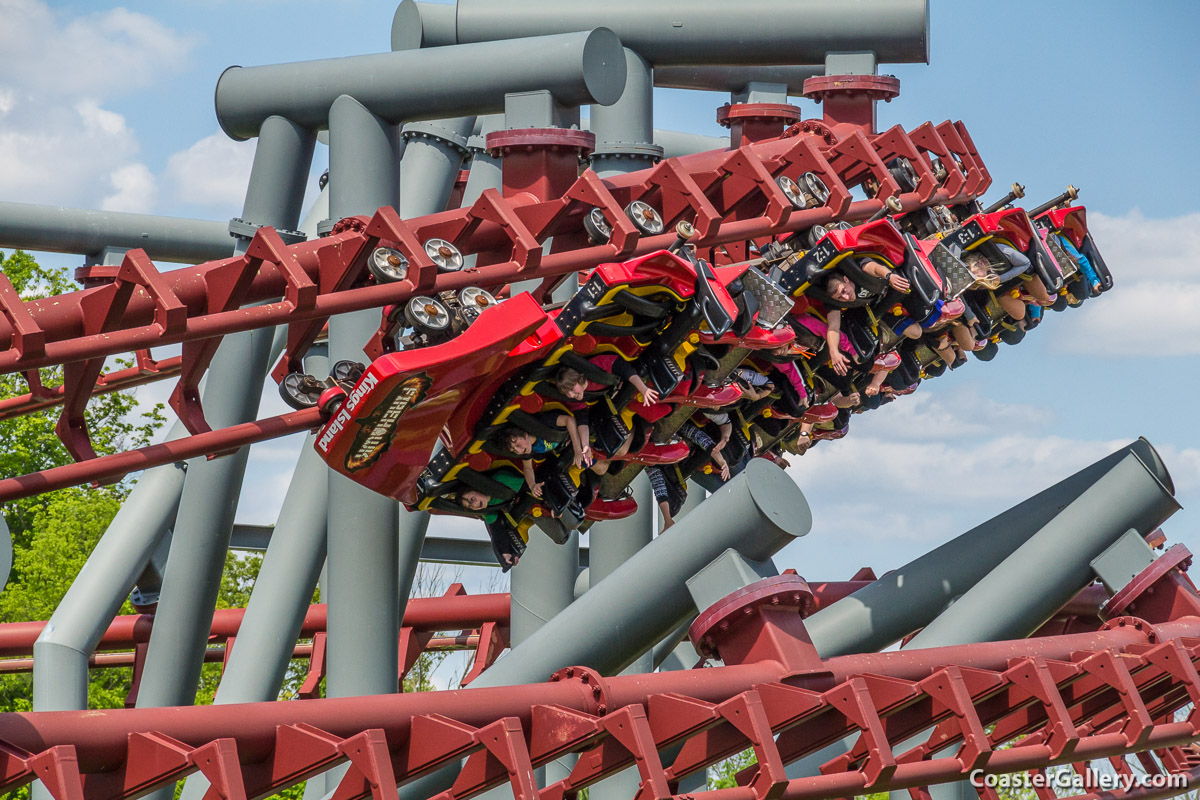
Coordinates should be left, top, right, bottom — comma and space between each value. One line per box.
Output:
313, 247, 741, 549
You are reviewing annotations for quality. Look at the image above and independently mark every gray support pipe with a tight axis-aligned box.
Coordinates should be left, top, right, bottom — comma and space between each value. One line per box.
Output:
412, 0, 929, 65
204, 350, 331, 704
590, 49, 661, 178
653, 65, 822, 94
878, 457, 1177, 800
0, 202, 232, 263
177, 353, 329, 800
588, 473, 655, 800
399, 118, 474, 218
461, 115, 504, 207
135, 117, 316, 719
908, 452, 1178, 648
215, 30, 626, 140
509, 530, 580, 645
397, 460, 809, 800
325, 94, 402, 703
802, 439, 1171, 658
653, 129, 729, 158
32, 447, 187, 711
479, 459, 808, 682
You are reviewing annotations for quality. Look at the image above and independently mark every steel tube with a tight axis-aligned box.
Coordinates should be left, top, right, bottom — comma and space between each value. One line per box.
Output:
910, 452, 1178, 648
653, 65, 822, 94
588, 472, 657, 800
590, 49, 660, 178
399, 117, 474, 218
324, 96, 402, 727
204, 356, 331, 706
0, 202, 233, 263
413, 0, 929, 65
106, 116, 314, 713
215, 30, 626, 140
31, 450, 187, 712
5, 594, 511, 658
481, 459, 809, 686
804, 439, 1172, 657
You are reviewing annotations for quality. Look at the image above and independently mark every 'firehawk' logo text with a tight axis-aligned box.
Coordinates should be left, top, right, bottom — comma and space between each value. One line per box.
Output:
343, 374, 431, 472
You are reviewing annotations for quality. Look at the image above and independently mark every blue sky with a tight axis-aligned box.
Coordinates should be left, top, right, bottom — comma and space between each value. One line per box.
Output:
1, 0, 1198, 588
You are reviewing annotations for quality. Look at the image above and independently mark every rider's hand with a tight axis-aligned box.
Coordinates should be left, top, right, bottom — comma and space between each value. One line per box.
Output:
531, 481, 544, 498
829, 349, 850, 376
889, 273, 911, 293
641, 387, 660, 405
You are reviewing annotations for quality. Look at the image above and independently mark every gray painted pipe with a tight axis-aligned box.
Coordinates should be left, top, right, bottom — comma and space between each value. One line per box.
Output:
803, 439, 1172, 658
207, 362, 331, 704
909, 452, 1178, 648
177, 355, 329, 800
136, 118, 315, 720
460, 115, 503, 207
0, 202, 232, 263
590, 49, 660, 178
589, 474, 659, 800
413, 0, 929, 66
325, 94, 402, 701
653, 65, 822, 94
215, 30, 626, 140
397, 460, 809, 800
878, 455, 1177, 800
480, 458, 808, 684
509, 530, 581, 645
399, 117, 474, 218
32, 448, 187, 711
653, 129, 729, 158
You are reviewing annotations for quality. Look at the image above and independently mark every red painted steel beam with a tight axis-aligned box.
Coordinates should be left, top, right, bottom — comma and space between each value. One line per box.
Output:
0, 356, 182, 421
0, 124, 988, 373
0, 593, 512, 658
0, 618, 1190, 775
0, 407, 322, 503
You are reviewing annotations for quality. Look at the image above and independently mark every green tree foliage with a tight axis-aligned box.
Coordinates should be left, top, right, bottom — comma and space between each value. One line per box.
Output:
0, 250, 167, 715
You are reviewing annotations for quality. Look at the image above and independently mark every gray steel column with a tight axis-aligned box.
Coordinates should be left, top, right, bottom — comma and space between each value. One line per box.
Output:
803, 439, 1171, 658
509, 530, 580, 645
135, 117, 316, 717
908, 452, 1178, 648
588, 473, 654, 800
413, 0, 929, 65
482, 459, 808, 682
32, 446, 187, 711
882, 459, 1174, 800
653, 65, 821, 94
461, 115, 503, 207
201, 346, 330, 706
325, 95, 403, 705
590, 49, 661, 178
653, 129, 729, 158
399, 117, 474, 218
676, 480, 706, 524
397, 460, 810, 800
177, 351, 329, 800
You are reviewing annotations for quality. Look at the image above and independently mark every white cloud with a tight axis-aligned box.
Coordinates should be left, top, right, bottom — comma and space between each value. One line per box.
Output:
0, 1, 197, 99
1052, 210, 1200, 356
101, 163, 158, 213
163, 132, 257, 214
784, 387, 1197, 555
0, 1, 196, 210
